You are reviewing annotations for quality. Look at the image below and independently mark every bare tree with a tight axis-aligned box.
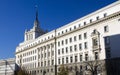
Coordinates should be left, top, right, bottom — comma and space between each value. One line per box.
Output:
84, 60, 105, 75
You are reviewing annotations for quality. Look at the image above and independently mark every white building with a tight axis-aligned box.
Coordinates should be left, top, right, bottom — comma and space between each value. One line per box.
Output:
15, 0, 120, 75
0, 58, 17, 75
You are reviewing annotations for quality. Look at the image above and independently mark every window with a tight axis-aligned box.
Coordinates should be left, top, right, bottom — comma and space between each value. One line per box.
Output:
95, 52, 99, 60
74, 45, 77, 51
52, 51, 54, 56
69, 37, 72, 43
58, 42, 60, 46
62, 48, 64, 54
104, 13, 107, 17
65, 39, 68, 44
84, 22, 86, 25
62, 31, 64, 34
92, 38, 98, 46
48, 60, 50, 66
85, 54, 88, 61
66, 57, 68, 63
66, 29, 68, 32
104, 25, 109, 32
70, 46, 72, 52
62, 40, 64, 45
52, 60, 54, 65
62, 58, 64, 64
70, 56, 73, 63
70, 28, 72, 31
74, 26, 76, 29
58, 59, 60, 64
104, 36, 110, 45
79, 24, 81, 27
75, 56, 77, 62
80, 55, 82, 61
96, 16, 99, 20
84, 33, 87, 39
79, 34, 82, 40
58, 49, 60, 55
79, 43, 82, 50
66, 47, 68, 53
90, 19, 92, 23
84, 42, 88, 49
74, 36, 77, 41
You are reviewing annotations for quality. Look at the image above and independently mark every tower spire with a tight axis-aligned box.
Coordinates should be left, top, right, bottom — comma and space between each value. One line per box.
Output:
33, 5, 39, 28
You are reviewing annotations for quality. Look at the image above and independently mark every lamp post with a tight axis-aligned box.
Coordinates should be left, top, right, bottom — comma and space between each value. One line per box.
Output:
4, 60, 7, 75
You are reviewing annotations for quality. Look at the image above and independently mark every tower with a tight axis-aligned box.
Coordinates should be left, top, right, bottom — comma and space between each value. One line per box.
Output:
24, 6, 45, 41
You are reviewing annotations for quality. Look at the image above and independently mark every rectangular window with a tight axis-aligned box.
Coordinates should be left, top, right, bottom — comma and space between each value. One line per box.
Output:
74, 45, 77, 51
69, 37, 72, 43
66, 57, 68, 63
79, 34, 82, 40
79, 43, 82, 50
65, 39, 68, 44
104, 13, 107, 17
52, 60, 54, 65
84, 22, 86, 25
75, 56, 77, 62
62, 58, 64, 64
62, 40, 64, 45
85, 54, 88, 61
74, 26, 76, 29
58, 59, 60, 65
58, 49, 60, 55
80, 55, 82, 61
70, 46, 72, 52
70, 56, 73, 63
58, 42, 60, 46
104, 25, 109, 32
104, 36, 110, 45
90, 19, 92, 23
66, 47, 68, 53
74, 36, 77, 41
62, 48, 64, 54
96, 16, 99, 20
84, 33, 87, 39
84, 42, 88, 49
95, 52, 99, 60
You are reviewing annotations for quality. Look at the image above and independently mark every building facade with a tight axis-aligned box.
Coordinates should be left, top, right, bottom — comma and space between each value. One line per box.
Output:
16, 0, 120, 75
0, 58, 17, 75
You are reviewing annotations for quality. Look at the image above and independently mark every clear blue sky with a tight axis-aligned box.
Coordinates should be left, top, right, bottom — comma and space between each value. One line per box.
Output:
0, 0, 116, 59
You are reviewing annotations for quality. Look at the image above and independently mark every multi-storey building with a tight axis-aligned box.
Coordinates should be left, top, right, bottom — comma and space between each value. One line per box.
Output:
15, 0, 120, 75
0, 58, 17, 75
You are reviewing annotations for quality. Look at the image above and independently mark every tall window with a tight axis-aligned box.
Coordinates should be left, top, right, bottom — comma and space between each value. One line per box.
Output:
85, 54, 88, 61
74, 45, 77, 51
62, 58, 64, 64
62, 40, 64, 45
104, 36, 110, 45
92, 38, 98, 46
58, 59, 60, 65
58, 42, 60, 46
80, 55, 82, 61
66, 57, 68, 63
70, 37, 72, 43
58, 49, 60, 55
84, 33, 87, 39
84, 42, 88, 49
104, 25, 109, 32
96, 16, 99, 20
79, 34, 82, 40
79, 43, 82, 50
75, 56, 77, 62
52, 60, 54, 65
95, 52, 99, 60
70, 46, 72, 52
62, 48, 64, 54
65, 39, 68, 44
74, 36, 77, 41
66, 47, 68, 53
70, 56, 73, 63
